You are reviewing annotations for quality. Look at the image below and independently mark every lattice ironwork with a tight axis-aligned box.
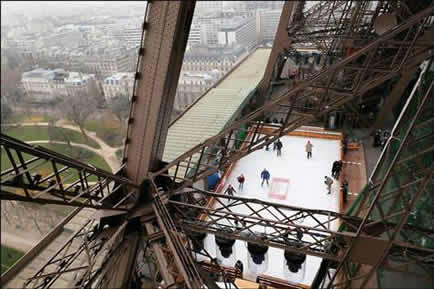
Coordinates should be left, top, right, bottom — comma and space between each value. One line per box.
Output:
1, 2, 433, 289
321, 59, 434, 289
169, 188, 433, 264
0, 134, 137, 211
150, 6, 433, 195
22, 220, 127, 289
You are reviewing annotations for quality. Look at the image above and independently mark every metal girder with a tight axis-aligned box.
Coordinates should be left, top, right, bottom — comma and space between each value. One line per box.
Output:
124, 1, 196, 184
0, 134, 137, 211
0, 208, 82, 287
257, 1, 296, 103
151, 180, 203, 289
22, 220, 127, 289
150, 6, 433, 194
2, 2, 433, 289
169, 188, 433, 264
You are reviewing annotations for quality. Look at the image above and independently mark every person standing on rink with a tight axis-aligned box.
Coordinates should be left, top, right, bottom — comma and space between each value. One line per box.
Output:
335, 160, 343, 179
276, 139, 283, 157
237, 174, 245, 191
305, 140, 313, 159
260, 168, 271, 186
331, 160, 340, 179
324, 176, 333, 194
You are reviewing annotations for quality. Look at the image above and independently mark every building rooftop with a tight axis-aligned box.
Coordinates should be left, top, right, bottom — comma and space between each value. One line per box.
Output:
163, 48, 271, 169
22, 68, 54, 80
104, 72, 134, 83
184, 45, 247, 61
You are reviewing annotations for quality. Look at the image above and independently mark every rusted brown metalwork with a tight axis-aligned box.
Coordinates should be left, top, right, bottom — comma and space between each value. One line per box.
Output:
1, 2, 433, 288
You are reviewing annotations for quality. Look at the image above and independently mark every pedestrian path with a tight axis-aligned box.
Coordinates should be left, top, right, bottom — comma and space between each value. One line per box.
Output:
5, 122, 123, 172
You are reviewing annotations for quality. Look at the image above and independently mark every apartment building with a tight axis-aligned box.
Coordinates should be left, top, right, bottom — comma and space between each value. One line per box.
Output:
102, 72, 135, 103
21, 68, 96, 103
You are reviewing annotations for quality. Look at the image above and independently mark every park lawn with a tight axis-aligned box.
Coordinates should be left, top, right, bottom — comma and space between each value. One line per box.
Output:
115, 148, 124, 162
1, 245, 24, 274
10, 112, 49, 124
1, 143, 112, 183
84, 120, 125, 147
3, 126, 100, 149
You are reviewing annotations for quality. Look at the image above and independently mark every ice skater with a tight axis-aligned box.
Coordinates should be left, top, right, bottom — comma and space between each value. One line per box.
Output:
331, 160, 340, 179
335, 160, 343, 179
224, 184, 236, 196
324, 176, 333, 194
261, 168, 270, 186
237, 174, 245, 191
305, 140, 313, 159
235, 260, 244, 278
276, 139, 283, 157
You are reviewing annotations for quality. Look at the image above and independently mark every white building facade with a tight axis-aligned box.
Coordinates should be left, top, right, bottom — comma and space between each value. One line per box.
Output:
21, 68, 96, 103
102, 72, 135, 103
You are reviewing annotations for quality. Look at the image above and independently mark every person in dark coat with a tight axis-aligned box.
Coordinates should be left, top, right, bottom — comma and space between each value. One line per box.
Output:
342, 138, 348, 155
235, 260, 244, 277
331, 160, 340, 178
373, 129, 382, 147
224, 184, 236, 196
261, 168, 271, 186
237, 174, 245, 191
335, 160, 343, 178
342, 180, 349, 204
276, 139, 283, 157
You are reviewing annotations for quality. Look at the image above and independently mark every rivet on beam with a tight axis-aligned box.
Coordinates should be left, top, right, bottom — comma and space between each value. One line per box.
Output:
135, 72, 142, 80
128, 118, 135, 124
142, 22, 149, 30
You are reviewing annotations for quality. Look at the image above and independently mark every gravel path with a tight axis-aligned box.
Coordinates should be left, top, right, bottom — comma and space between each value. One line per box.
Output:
1, 229, 37, 252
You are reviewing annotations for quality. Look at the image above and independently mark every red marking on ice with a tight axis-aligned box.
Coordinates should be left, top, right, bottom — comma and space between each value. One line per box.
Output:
269, 177, 290, 200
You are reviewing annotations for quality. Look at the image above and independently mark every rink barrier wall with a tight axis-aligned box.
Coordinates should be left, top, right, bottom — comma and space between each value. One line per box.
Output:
260, 126, 343, 140
257, 274, 309, 289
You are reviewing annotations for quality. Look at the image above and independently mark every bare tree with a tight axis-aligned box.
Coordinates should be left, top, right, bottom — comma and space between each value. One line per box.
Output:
48, 114, 73, 149
60, 90, 97, 142
110, 95, 130, 128
1, 96, 13, 130
0, 67, 21, 98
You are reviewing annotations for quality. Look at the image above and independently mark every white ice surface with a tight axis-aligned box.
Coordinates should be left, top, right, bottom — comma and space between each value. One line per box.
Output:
201, 135, 341, 286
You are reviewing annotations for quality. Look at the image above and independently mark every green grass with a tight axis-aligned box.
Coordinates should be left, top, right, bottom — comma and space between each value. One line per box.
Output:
1, 246, 24, 274
115, 148, 124, 162
9, 112, 49, 123
1, 143, 112, 183
3, 126, 100, 149
83, 120, 125, 147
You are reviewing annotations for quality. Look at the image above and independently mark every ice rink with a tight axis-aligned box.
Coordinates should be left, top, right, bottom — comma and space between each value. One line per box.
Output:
201, 134, 342, 286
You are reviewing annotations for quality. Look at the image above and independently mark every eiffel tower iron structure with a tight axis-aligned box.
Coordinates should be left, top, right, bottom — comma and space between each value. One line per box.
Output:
1, 1, 433, 288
